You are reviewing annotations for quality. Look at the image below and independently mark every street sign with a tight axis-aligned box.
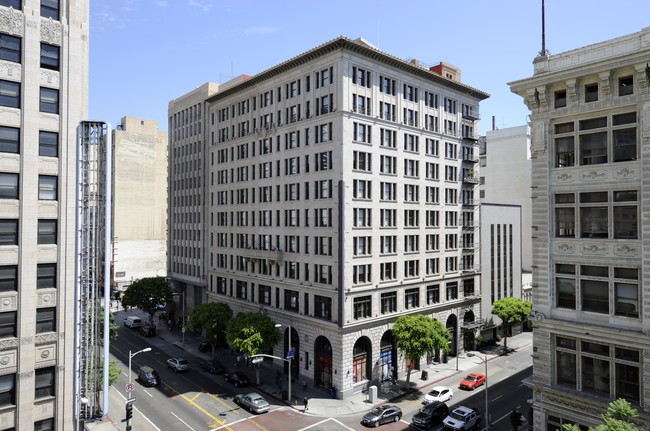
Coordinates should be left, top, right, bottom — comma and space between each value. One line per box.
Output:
286, 349, 295, 359
125, 383, 135, 392
125, 397, 136, 404
250, 357, 263, 364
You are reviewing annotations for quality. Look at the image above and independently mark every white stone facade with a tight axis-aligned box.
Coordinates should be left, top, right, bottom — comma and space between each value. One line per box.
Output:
509, 27, 650, 428
0, 2, 88, 430
187, 37, 489, 399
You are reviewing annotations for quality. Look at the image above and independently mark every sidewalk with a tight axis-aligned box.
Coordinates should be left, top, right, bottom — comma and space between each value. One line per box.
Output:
86, 308, 533, 429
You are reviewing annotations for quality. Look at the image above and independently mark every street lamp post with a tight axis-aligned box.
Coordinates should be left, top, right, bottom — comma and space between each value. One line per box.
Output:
275, 323, 292, 403
173, 291, 186, 346
128, 347, 152, 387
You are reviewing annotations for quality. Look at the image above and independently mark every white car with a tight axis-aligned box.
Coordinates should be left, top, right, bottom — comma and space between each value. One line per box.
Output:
424, 385, 453, 403
166, 357, 190, 372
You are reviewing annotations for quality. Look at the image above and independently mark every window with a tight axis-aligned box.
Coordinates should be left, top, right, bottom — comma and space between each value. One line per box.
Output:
0, 172, 18, 199
352, 66, 370, 88
554, 90, 567, 108
38, 175, 57, 200
404, 288, 419, 309
613, 190, 637, 239
0, 311, 16, 338
581, 266, 609, 314
380, 182, 396, 201
353, 264, 371, 284
580, 192, 607, 238
426, 284, 440, 304
404, 184, 418, 202
380, 209, 396, 227
0, 126, 18, 154
381, 292, 396, 314
353, 208, 371, 227
284, 290, 299, 312
380, 155, 396, 174
0, 373, 15, 408
612, 112, 637, 162
379, 75, 396, 95
380, 262, 396, 281
404, 209, 419, 227
40, 87, 59, 114
353, 236, 371, 256
404, 134, 418, 152
404, 234, 418, 253
353, 296, 371, 319
380, 128, 396, 148
35, 367, 55, 398
40, 43, 59, 70
0, 33, 20, 63
404, 159, 419, 177
37, 219, 57, 244
614, 267, 638, 318
0, 1, 21, 9
35, 418, 54, 431
315, 264, 332, 284
353, 123, 371, 143
0, 80, 20, 108
315, 236, 332, 256
314, 295, 331, 320
353, 151, 371, 172
380, 235, 396, 254
426, 234, 439, 251
584, 83, 598, 102
36, 263, 56, 289
555, 264, 576, 309
41, 0, 59, 19
316, 151, 333, 171
258, 285, 271, 305
404, 260, 418, 278
446, 282, 458, 300
0, 219, 18, 245
0, 265, 16, 292
618, 76, 633, 96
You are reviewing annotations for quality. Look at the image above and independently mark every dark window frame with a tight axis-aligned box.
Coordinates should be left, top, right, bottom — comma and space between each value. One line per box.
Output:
34, 366, 55, 398
0, 33, 20, 63
0, 125, 19, 153
39, 130, 58, 157
0, 79, 20, 108
40, 0, 59, 20
0, 219, 18, 245
37, 263, 56, 289
39, 87, 59, 114
0, 311, 16, 338
40, 43, 59, 70
0, 172, 18, 199
36, 307, 56, 333
37, 219, 57, 244
0, 265, 17, 292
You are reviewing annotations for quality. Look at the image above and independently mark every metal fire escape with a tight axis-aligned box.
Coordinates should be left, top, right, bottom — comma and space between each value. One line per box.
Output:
74, 122, 112, 426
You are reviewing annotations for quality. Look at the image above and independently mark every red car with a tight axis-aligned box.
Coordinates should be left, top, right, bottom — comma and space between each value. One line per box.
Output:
459, 373, 486, 390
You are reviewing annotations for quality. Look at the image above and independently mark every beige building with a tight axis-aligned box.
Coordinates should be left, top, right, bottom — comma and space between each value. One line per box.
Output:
168, 36, 490, 398
112, 116, 168, 288
509, 28, 650, 428
0, 1, 88, 430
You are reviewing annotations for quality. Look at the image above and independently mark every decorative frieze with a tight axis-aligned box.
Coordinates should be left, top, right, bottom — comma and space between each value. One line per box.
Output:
530, 122, 546, 156
37, 292, 56, 307
598, 71, 611, 97
581, 243, 607, 255
0, 6, 23, 36
0, 339, 18, 350
0, 296, 16, 311
34, 333, 58, 345
566, 79, 577, 103
40, 18, 62, 46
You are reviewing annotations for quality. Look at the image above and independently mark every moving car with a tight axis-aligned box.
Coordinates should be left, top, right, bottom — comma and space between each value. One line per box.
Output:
459, 373, 486, 390
233, 392, 270, 414
137, 366, 160, 387
412, 401, 449, 429
424, 386, 453, 404
166, 357, 190, 372
442, 406, 481, 431
138, 324, 156, 337
198, 341, 211, 352
224, 371, 249, 387
199, 359, 225, 374
124, 316, 142, 329
361, 404, 402, 427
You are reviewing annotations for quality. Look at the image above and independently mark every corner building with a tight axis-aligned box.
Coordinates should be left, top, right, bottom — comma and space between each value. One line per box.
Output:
509, 28, 650, 427
177, 37, 489, 398
0, 1, 88, 430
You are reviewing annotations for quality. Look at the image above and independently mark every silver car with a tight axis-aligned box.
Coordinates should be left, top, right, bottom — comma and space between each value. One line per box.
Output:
234, 392, 270, 414
166, 357, 190, 372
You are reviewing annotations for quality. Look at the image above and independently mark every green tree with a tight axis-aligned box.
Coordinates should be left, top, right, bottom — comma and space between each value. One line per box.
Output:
225, 312, 281, 385
491, 297, 532, 352
563, 399, 642, 431
88, 358, 121, 388
189, 302, 233, 357
393, 314, 450, 383
121, 276, 173, 321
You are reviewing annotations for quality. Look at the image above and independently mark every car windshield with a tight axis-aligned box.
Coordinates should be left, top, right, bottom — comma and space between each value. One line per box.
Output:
430, 389, 441, 396
450, 411, 466, 420
369, 408, 382, 415
420, 405, 435, 413
178, 360, 189, 365
466, 375, 477, 381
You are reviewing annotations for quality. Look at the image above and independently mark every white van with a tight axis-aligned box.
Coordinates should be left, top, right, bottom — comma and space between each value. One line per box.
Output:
124, 316, 142, 328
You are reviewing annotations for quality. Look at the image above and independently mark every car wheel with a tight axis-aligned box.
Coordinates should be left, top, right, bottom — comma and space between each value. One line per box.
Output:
374, 421, 380, 428
394, 415, 400, 422
250, 406, 254, 413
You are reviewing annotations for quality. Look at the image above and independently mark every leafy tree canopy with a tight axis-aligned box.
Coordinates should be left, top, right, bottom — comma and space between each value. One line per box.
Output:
225, 312, 281, 356
189, 302, 232, 355
563, 399, 642, 431
491, 297, 532, 351
393, 314, 450, 382
121, 276, 173, 320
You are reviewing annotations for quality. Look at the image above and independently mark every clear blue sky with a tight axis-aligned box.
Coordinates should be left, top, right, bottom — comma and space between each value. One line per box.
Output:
89, 0, 650, 132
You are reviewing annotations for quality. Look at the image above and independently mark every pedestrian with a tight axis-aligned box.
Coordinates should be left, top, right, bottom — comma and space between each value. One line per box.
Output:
303, 396, 308, 412
302, 377, 307, 391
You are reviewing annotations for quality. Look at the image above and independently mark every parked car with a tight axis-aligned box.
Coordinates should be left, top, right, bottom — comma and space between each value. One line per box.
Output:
412, 401, 449, 429
124, 316, 142, 329
166, 357, 190, 372
233, 392, 270, 414
459, 373, 486, 390
199, 359, 225, 374
137, 366, 160, 387
138, 324, 156, 337
424, 386, 453, 404
361, 404, 402, 427
198, 341, 211, 352
224, 371, 249, 387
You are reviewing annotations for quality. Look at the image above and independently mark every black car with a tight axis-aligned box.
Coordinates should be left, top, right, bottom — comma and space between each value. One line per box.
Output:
138, 325, 156, 337
224, 371, 249, 387
198, 341, 211, 352
361, 404, 402, 427
199, 359, 225, 374
411, 401, 449, 429
137, 366, 160, 387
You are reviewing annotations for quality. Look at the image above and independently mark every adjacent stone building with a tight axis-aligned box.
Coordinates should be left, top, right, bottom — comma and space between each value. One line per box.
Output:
0, 1, 88, 429
509, 27, 650, 428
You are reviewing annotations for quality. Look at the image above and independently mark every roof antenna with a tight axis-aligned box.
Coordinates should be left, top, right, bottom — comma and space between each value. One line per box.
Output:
537, 0, 550, 57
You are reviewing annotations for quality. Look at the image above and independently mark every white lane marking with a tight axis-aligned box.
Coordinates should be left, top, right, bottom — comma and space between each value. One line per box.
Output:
171, 411, 196, 431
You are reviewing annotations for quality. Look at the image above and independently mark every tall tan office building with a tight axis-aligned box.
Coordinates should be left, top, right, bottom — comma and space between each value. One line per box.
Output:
0, 1, 88, 430
169, 37, 489, 398
509, 28, 650, 428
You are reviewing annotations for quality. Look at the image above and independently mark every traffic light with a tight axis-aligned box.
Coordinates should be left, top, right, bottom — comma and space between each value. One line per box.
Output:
126, 402, 133, 421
